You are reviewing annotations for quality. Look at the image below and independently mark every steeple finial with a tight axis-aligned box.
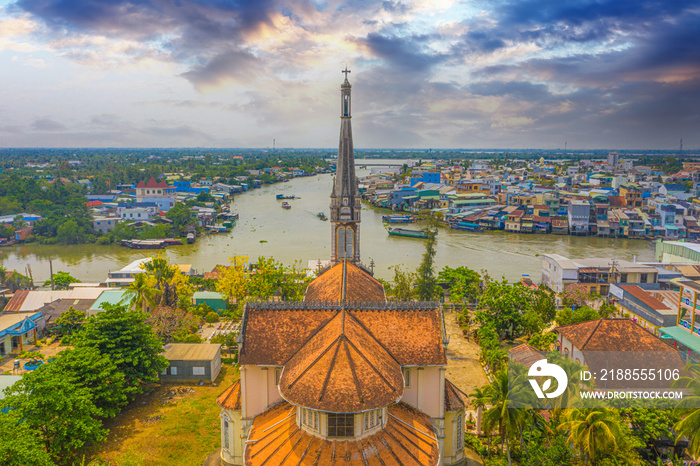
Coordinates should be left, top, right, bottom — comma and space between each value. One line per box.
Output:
342, 66, 351, 81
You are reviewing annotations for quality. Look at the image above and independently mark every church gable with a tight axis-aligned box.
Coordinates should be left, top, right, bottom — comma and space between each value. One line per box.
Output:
304, 261, 386, 303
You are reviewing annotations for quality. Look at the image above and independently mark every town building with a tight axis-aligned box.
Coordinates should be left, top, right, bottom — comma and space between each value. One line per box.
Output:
135, 176, 176, 201
541, 254, 658, 294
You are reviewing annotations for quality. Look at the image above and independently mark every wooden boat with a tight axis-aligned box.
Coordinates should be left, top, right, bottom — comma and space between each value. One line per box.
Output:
209, 225, 231, 233
383, 214, 417, 224
187, 232, 195, 244
317, 212, 328, 221
276, 194, 295, 200
450, 222, 484, 232
386, 227, 430, 239
223, 220, 235, 227
282, 202, 291, 210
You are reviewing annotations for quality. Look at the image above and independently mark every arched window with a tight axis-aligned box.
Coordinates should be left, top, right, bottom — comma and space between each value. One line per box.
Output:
222, 415, 231, 452
345, 228, 354, 258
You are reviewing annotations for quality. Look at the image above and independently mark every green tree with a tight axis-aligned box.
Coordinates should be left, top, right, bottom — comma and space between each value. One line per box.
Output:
123, 272, 158, 312
558, 406, 624, 465
216, 255, 249, 305
415, 211, 441, 300
54, 306, 86, 336
437, 266, 481, 304
165, 202, 195, 235
0, 410, 55, 466
478, 280, 534, 340
142, 253, 179, 307
144, 305, 200, 343
385, 265, 416, 301
555, 306, 601, 327
673, 363, 700, 458
1, 367, 107, 464
43, 271, 80, 290
56, 218, 83, 245
75, 303, 168, 397
49, 346, 127, 418
533, 287, 557, 323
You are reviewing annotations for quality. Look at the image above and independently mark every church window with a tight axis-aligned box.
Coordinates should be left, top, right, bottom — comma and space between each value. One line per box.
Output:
402, 368, 411, 387
223, 417, 230, 451
301, 408, 319, 431
455, 413, 463, 450
328, 413, 354, 437
345, 228, 354, 258
343, 197, 349, 206
337, 228, 346, 258
363, 409, 382, 432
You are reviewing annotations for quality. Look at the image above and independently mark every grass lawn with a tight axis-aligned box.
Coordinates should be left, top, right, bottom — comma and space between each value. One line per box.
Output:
88, 364, 239, 466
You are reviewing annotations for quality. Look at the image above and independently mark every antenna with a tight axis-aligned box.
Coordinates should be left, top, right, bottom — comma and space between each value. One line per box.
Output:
679, 138, 683, 163
273, 138, 276, 151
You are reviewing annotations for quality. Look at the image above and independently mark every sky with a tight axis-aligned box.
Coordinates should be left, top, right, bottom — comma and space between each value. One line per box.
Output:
0, 0, 698, 150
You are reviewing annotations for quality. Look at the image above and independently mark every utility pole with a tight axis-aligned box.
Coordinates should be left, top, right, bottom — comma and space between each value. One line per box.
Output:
49, 258, 54, 290
369, 258, 375, 275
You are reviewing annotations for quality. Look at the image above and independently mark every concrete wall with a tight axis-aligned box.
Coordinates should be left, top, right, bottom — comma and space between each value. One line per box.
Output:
241, 365, 282, 419
399, 366, 444, 419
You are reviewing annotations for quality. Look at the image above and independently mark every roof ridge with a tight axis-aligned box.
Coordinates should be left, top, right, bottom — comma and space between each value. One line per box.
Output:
288, 333, 343, 391
343, 333, 399, 394
317, 337, 343, 403
342, 338, 364, 404
281, 310, 340, 365
579, 318, 604, 350
346, 310, 402, 366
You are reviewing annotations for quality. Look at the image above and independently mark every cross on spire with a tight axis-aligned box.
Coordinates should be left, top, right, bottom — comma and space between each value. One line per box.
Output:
342, 66, 351, 80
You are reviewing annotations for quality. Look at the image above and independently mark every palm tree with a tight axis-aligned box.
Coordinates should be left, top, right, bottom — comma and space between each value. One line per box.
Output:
143, 254, 177, 307
558, 406, 622, 465
673, 363, 700, 459
123, 273, 157, 312
480, 367, 531, 465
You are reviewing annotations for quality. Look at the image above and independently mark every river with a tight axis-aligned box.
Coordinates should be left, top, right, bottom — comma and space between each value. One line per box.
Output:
0, 165, 656, 284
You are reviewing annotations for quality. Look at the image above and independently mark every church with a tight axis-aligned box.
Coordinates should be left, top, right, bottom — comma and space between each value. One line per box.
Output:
216, 71, 469, 465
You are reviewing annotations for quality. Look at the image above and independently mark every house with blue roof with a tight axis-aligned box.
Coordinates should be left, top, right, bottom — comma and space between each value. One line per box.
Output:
0, 311, 42, 357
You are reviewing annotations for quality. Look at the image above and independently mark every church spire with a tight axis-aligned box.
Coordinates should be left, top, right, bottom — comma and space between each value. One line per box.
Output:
330, 68, 361, 265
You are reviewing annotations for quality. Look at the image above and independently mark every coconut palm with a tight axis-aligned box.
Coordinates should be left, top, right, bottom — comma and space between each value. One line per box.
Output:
558, 406, 622, 465
143, 254, 178, 307
123, 273, 157, 312
673, 363, 700, 459
480, 367, 532, 465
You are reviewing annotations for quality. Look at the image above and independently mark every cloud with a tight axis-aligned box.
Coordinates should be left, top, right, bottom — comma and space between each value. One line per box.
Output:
180, 48, 263, 88
31, 118, 66, 131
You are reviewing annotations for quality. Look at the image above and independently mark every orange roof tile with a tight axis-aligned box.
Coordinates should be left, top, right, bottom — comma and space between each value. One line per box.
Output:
444, 379, 468, 412
555, 318, 676, 352
245, 401, 439, 466
279, 311, 403, 412
304, 261, 386, 303
509, 343, 542, 367
217, 381, 241, 410
238, 305, 446, 367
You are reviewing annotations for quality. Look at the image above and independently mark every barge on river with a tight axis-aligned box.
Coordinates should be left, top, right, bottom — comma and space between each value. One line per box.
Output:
276, 194, 296, 200
386, 227, 430, 239
382, 214, 417, 223
449, 221, 484, 232
120, 238, 183, 249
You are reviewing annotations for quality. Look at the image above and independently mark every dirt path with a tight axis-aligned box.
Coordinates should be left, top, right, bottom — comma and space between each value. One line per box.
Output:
444, 309, 489, 396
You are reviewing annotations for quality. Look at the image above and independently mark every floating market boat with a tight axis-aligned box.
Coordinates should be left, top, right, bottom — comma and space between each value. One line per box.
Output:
382, 214, 418, 223
282, 202, 291, 210
209, 225, 231, 233
386, 227, 430, 239
317, 212, 328, 221
449, 222, 484, 232
276, 194, 296, 200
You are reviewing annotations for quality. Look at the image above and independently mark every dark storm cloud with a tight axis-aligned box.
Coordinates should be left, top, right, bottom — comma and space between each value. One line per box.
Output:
360, 31, 445, 72
180, 48, 262, 87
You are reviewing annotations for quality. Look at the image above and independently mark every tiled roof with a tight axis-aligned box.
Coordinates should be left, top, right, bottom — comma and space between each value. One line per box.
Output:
555, 318, 676, 352
217, 381, 241, 411
279, 310, 403, 412
304, 261, 386, 303
244, 401, 439, 466
509, 343, 542, 368
444, 379, 468, 412
238, 305, 446, 366
137, 176, 170, 189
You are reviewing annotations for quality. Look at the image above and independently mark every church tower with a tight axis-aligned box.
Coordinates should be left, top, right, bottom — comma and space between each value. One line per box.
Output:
330, 68, 361, 265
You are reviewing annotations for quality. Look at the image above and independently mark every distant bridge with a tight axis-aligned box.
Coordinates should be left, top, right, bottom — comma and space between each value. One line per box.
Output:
328, 161, 405, 169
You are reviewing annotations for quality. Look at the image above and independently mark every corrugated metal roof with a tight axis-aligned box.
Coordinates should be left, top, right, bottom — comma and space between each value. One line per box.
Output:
162, 343, 221, 361
6, 288, 107, 312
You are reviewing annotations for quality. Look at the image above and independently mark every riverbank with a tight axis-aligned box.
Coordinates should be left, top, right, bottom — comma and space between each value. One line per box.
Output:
0, 173, 655, 285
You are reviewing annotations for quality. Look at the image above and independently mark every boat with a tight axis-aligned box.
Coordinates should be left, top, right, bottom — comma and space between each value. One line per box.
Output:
120, 239, 183, 249
317, 212, 328, 221
450, 222, 484, 232
276, 194, 296, 200
282, 202, 291, 210
386, 227, 431, 239
209, 225, 230, 233
222, 220, 235, 228
382, 214, 417, 224
186, 232, 195, 244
